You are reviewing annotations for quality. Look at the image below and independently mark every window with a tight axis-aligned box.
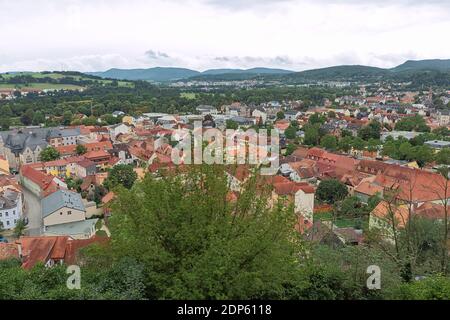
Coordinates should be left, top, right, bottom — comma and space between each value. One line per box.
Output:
60, 212, 63, 215
5, 212, 8, 217
6, 221, 9, 226
68, 211, 72, 215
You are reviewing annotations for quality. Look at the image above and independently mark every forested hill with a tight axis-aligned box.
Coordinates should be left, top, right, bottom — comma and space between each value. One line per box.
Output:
83, 59, 450, 83
88, 67, 294, 82
0, 71, 134, 91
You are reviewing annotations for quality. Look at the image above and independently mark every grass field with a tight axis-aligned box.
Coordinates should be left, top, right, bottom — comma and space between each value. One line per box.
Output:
314, 211, 367, 229
0, 72, 134, 88
0, 83, 84, 91
180, 92, 197, 99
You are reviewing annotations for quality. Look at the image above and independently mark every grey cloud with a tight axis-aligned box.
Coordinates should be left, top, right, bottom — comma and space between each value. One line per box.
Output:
145, 50, 171, 60
213, 55, 294, 65
209, 55, 309, 70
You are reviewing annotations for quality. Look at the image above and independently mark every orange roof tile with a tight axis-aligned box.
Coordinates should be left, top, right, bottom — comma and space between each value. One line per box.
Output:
354, 181, 384, 196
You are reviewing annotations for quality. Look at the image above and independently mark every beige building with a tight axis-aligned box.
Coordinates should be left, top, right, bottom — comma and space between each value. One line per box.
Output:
41, 190, 86, 227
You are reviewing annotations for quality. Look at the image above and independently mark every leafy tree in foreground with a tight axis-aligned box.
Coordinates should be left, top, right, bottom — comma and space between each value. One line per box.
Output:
106, 165, 302, 299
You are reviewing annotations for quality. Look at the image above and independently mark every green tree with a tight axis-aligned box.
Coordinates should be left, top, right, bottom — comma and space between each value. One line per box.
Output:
316, 179, 348, 204
106, 165, 302, 299
62, 110, 73, 126
338, 136, 353, 153
320, 134, 337, 151
20, 109, 34, 126
284, 125, 297, 140
225, 120, 238, 130
76, 144, 87, 155
276, 111, 285, 120
351, 137, 366, 151
435, 148, 450, 165
0, 105, 13, 118
303, 125, 320, 146
40, 146, 60, 161
308, 113, 326, 125
32, 111, 45, 125
285, 143, 296, 156
13, 219, 26, 238
396, 275, 450, 299
358, 121, 381, 140
334, 196, 368, 219
0, 117, 11, 131
395, 115, 430, 132
104, 164, 137, 190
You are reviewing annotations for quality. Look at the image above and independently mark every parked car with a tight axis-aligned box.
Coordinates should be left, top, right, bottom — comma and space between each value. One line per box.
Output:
0, 236, 8, 243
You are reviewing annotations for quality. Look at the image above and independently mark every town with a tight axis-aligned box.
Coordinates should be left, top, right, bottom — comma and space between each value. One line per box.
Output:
0, 84, 449, 277
2, 0, 450, 303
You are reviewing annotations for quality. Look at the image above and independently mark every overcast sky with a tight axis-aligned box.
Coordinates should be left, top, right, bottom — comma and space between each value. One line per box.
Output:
1, 0, 449, 72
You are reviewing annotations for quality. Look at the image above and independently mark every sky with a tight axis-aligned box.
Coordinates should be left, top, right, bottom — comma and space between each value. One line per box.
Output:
0, 0, 450, 72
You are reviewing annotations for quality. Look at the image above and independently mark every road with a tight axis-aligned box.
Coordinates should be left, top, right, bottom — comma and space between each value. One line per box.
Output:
22, 187, 43, 236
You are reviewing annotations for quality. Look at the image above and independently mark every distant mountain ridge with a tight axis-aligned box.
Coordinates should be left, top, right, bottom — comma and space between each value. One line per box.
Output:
85, 59, 450, 82
87, 67, 200, 81
87, 67, 294, 82
390, 59, 450, 72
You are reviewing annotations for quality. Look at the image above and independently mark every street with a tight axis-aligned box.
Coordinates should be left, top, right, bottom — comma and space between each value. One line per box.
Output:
22, 187, 43, 236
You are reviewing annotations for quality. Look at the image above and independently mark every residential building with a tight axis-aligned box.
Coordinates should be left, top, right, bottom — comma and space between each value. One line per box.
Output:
0, 130, 48, 169
74, 159, 97, 178
0, 188, 23, 230
109, 123, 131, 141
41, 190, 86, 227
19, 165, 60, 198
47, 128, 81, 147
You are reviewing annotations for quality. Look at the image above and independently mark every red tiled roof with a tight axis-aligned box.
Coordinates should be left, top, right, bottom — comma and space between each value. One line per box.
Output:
307, 147, 326, 158
373, 167, 450, 202
84, 150, 111, 160
101, 191, 116, 204
83, 141, 113, 152
76, 159, 96, 168
226, 165, 251, 182
355, 181, 384, 196
18, 235, 108, 269
416, 202, 446, 220
20, 165, 58, 196
63, 236, 109, 265
0, 243, 19, 260
292, 147, 309, 159
274, 120, 290, 131
371, 201, 409, 228
273, 181, 315, 195
19, 236, 69, 269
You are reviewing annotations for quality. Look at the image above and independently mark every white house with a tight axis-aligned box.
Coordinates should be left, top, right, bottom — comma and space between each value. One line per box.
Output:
0, 189, 23, 230
109, 123, 131, 141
